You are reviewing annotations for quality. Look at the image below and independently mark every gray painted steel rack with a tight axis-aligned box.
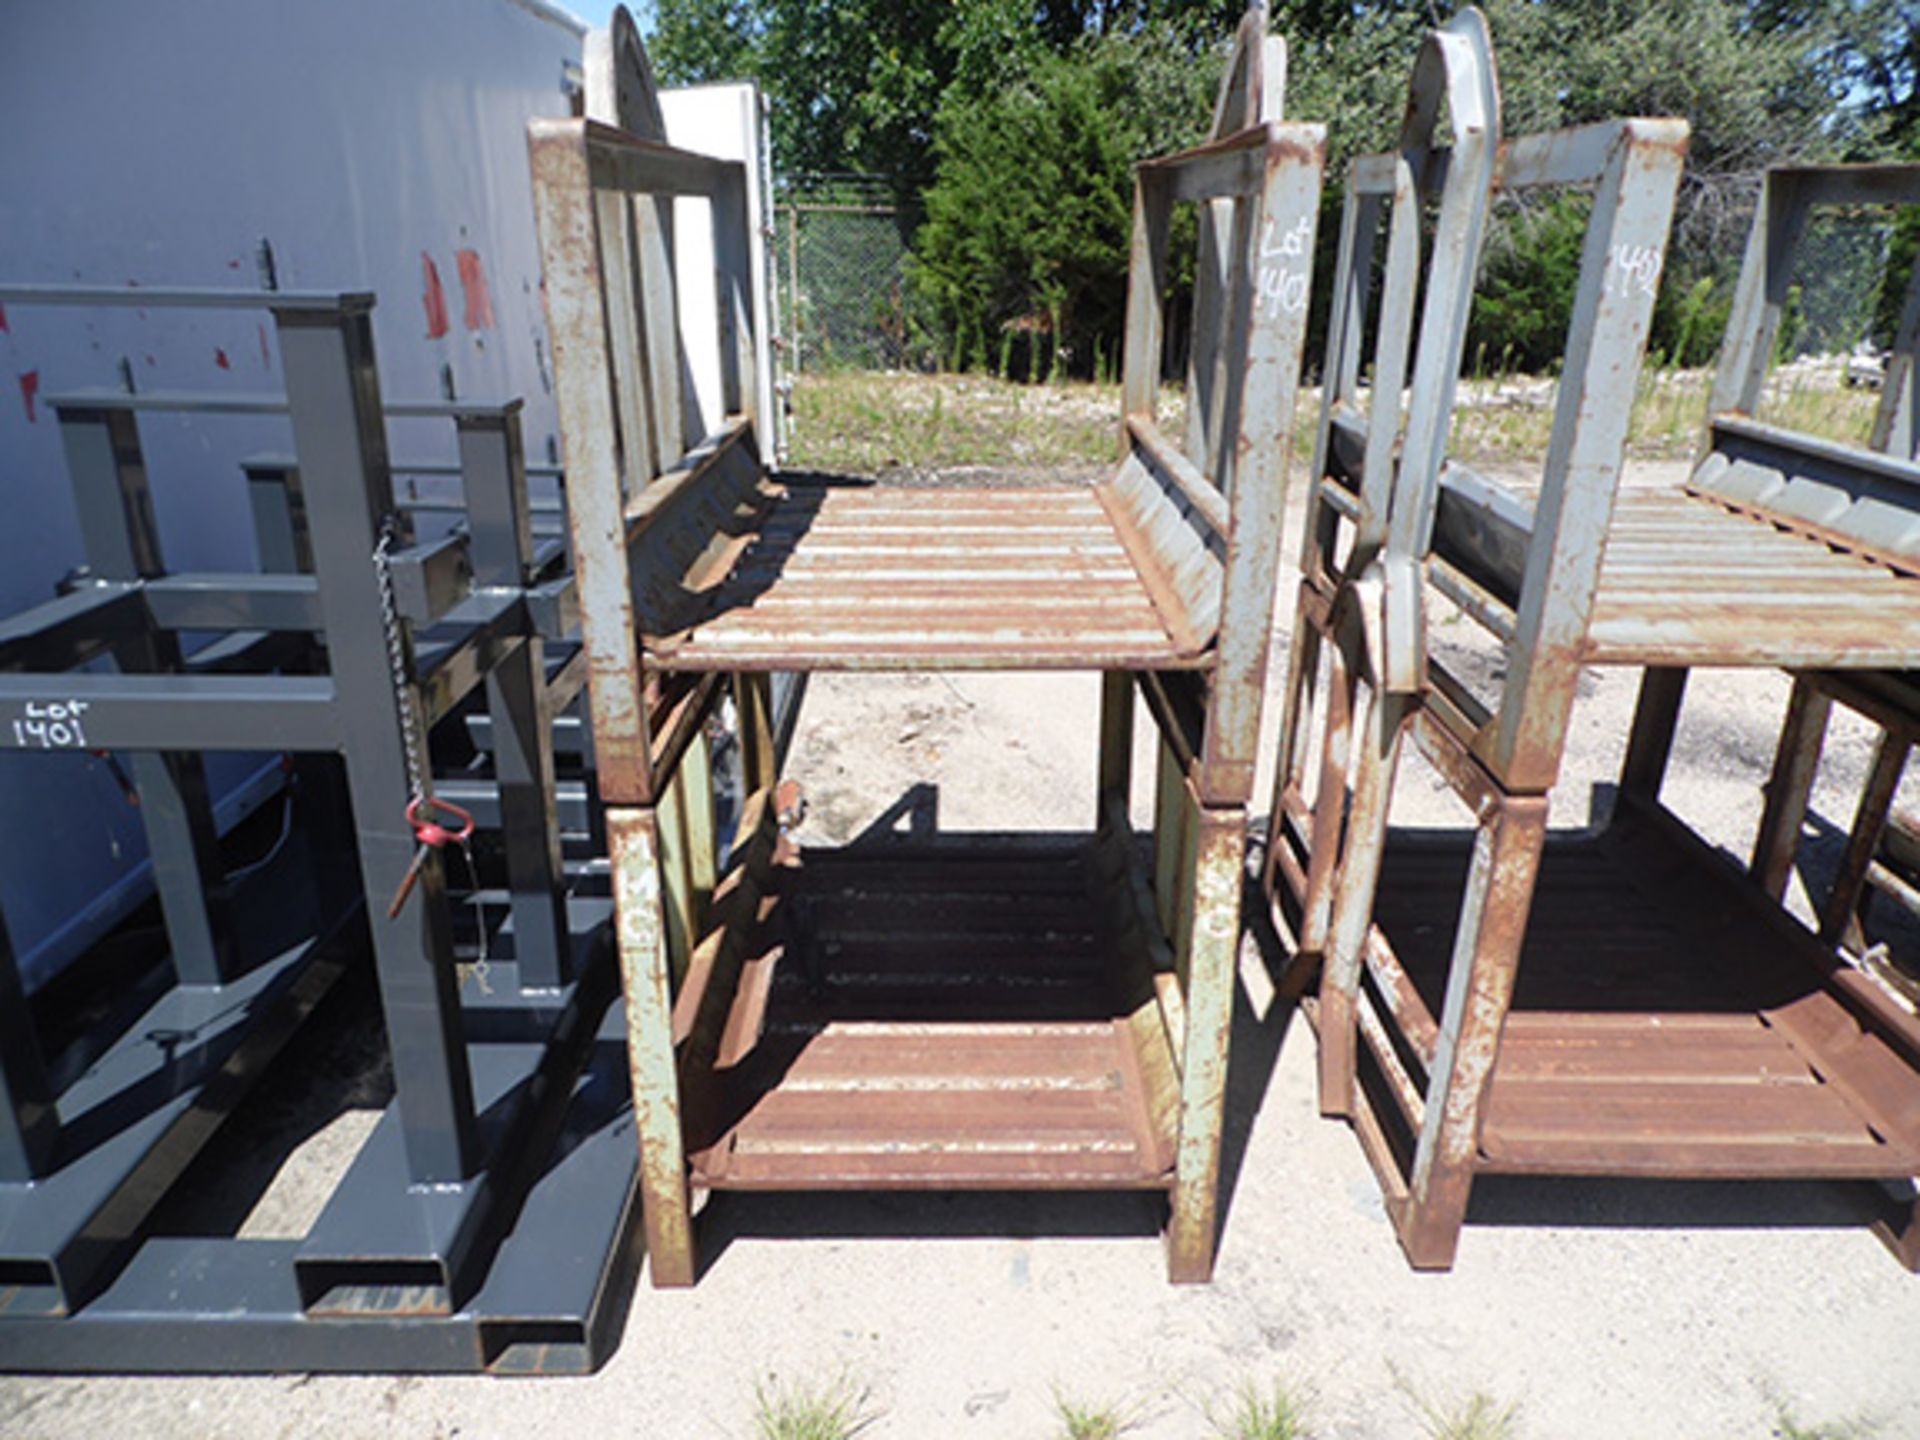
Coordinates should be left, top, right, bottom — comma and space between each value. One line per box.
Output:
0, 286, 640, 1373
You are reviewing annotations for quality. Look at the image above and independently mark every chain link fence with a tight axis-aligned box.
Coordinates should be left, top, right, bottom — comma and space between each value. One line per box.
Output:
774, 179, 921, 373
1782, 210, 1904, 360
762, 176, 1911, 385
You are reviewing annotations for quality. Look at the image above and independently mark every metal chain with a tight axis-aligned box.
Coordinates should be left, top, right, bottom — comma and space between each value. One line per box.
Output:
371, 517, 426, 802
375, 518, 492, 990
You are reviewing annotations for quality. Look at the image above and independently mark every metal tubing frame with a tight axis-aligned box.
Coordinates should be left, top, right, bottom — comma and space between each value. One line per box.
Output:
1102, 11, 1323, 1279
461, 405, 575, 991
57, 402, 237, 987
1530, 162, 1920, 1272
1304, 108, 1685, 901
1268, 12, 1496, 958
1260, 10, 1690, 1265
1720, 169, 1920, 982
1118, 110, 1326, 808
538, 6, 1319, 1288
275, 299, 481, 1183
529, 113, 758, 809
532, 51, 760, 1285
0, 286, 633, 1368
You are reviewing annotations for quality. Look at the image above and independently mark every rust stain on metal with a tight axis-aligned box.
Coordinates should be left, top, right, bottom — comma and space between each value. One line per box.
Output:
1167, 806, 1246, 1282
539, 5, 1321, 1286
606, 807, 696, 1284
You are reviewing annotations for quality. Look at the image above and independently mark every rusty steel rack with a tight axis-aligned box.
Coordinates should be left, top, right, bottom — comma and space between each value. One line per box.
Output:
1743, 170, 1920, 1015
533, 7, 1322, 1285
1266, 9, 1920, 1270
0, 287, 641, 1373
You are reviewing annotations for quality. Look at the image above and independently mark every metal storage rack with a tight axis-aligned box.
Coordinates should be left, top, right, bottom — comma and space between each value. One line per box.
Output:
0, 287, 640, 1372
533, 8, 1323, 1285
1737, 171, 1920, 992
1266, 12, 1920, 1270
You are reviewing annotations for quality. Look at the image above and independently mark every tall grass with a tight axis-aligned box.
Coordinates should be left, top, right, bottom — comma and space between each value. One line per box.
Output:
1053, 1393, 1139, 1439
1447, 359, 1882, 466
751, 1373, 876, 1440
787, 371, 1119, 474
786, 357, 1886, 480
1207, 1378, 1313, 1440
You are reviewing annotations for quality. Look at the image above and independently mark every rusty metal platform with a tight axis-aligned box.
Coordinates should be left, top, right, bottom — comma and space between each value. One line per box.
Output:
532, 6, 1321, 1284
1431, 476, 1920, 672
1584, 490, 1920, 668
1351, 805, 1920, 1185
688, 842, 1177, 1192
639, 478, 1205, 672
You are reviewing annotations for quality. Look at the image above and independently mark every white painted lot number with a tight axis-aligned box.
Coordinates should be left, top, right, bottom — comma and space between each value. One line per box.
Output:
1606, 243, 1662, 299
1259, 216, 1314, 316
10, 700, 92, 749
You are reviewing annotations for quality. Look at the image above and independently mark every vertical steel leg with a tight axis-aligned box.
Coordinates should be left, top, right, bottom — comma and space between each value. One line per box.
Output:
462, 408, 572, 991
59, 406, 236, 987
576, 693, 610, 855
1152, 739, 1187, 941
656, 755, 698, 983
606, 806, 695, 1287
487, 643, 572, 989
1317, 685, 1411, 1119
1752, 676, 1833, 899
712, 168, 757, 425
1619, 666, 1690, 807
1872, 1186, 1920, 1272
0, 912, 58, 1182
244, 460, 314, 575
678, 730, 718, 927
127, 753, 235, 987
733, 673, 776, 798
278, 302, 479, 1184
1169, 767, 1201, 991
1821, 729, 1909, 946
1098, 671, 1133, 829
1262, 591, 1322, 900
1297, 632, 1354, 966
1194, 133, 1321, 808
1395, 794, 1547, 1269
1166, 801, 1245, 1283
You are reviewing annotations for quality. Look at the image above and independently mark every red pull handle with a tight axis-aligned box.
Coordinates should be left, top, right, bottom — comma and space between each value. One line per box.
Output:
406, 794, 475, 846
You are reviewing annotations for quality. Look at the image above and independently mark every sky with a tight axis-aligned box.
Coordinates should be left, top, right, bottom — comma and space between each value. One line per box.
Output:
561, 0, 655, 32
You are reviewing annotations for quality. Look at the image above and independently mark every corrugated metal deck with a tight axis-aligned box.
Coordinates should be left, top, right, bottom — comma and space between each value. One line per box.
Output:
688, 843, 1176, 1192
1356, 810, 1920, 1181
644, 481, 1205, 672
1586, 490, 1920, 668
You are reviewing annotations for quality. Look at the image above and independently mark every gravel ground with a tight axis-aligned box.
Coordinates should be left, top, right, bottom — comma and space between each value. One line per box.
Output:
3, 462, 1917, 1439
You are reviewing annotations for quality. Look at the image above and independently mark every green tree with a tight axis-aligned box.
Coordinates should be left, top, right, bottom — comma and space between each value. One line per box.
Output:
1458, 0, 1858, 372
914, 25, 1220, 379
649, 0, 1917, 379
652, 0, 959, 198
651, 0, 1251, 197
1467, 193, 1593, 375
649, 0, 758, 92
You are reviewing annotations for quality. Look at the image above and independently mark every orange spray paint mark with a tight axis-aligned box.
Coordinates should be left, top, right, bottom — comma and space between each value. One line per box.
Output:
19, 370, 39, 423
456, 249, 495, 330
422, 253, 450, 339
